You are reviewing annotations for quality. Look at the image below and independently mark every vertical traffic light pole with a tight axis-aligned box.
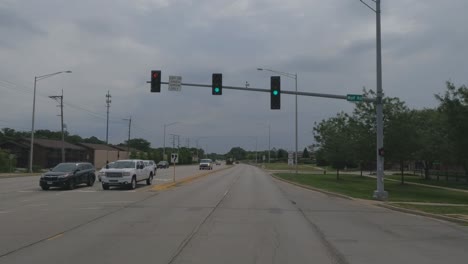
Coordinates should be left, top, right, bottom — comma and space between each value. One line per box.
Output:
360, 0, 387, 200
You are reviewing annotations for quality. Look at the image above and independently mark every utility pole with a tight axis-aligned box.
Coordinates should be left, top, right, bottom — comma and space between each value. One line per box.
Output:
105, 91, 111, 144
49, 90, 65, 163
360, 0, 388, 200
123, 117, 132, 152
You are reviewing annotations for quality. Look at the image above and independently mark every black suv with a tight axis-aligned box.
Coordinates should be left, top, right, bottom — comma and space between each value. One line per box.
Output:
40, 162, 96, 190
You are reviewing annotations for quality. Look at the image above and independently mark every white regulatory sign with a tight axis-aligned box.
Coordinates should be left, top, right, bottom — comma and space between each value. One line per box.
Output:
171, 153, 179, 163
168, 76, 182, 91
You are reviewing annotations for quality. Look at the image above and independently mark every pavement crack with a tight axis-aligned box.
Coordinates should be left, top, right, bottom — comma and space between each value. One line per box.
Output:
0, 192, 160, 259
166, 170, 242, 264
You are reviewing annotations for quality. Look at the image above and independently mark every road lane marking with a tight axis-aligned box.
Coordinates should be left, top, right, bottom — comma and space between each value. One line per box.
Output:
46, 233, 63, 241
152, 166, 234, 191
18, 190, 35, 193
78, 207, 100, 210
0, 211, 10, 214
26, 204, 48, 207
97, 201, 132, 204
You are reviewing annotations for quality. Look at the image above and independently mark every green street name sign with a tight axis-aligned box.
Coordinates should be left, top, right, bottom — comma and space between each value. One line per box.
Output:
346, 94, 363, 102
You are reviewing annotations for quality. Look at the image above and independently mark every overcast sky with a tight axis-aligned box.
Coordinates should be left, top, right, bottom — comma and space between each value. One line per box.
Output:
1, 0, 468, 154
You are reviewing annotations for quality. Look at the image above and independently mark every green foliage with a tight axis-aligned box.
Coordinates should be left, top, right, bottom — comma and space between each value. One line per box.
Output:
226, 147, 247, 160
82, 136, 105, 144
126, 138, 151, 152
436, 81, 468, 176
302, 147, 310, 158
0, 148, 14, 172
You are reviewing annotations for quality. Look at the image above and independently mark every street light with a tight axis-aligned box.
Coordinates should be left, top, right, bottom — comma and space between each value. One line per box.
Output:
359, 0, 388, 200
258, 68, 298, 175
29, 71, 72, 173
163, 122, 179, 161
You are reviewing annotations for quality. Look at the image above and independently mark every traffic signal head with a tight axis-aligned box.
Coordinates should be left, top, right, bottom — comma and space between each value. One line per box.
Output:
212, 73, 222, 95
270, 76, 281, 109
151, 70, 161, 92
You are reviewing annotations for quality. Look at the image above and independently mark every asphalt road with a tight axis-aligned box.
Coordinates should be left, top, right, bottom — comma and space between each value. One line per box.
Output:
1, 164, 467, 263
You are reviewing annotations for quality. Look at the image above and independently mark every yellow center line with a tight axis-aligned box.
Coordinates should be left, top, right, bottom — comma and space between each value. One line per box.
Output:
151, 166, 233, 191
47, 233, 63, 241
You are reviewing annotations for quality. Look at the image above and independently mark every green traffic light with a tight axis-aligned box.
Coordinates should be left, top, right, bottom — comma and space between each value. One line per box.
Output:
215, 87, 220, 93
273, 90, 279, 96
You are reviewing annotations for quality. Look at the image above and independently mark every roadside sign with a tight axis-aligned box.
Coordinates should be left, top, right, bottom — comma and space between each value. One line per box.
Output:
168, 76, 182, 91
262, 155, 266, 161
346, 94, 363, 102
171, 153, 179, 163
288, 151, 294, 159
288, 158, 294, 166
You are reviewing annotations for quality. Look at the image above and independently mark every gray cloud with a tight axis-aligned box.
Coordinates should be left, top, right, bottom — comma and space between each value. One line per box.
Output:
1, 0, 468, 153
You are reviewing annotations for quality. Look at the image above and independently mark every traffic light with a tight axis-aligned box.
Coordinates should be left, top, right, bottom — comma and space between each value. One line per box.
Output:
270, 76, 281, 109
151, 70, 161, 92
212, 73, 222, 95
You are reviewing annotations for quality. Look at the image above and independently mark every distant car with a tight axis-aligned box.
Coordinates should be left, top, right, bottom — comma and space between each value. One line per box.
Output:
143, 160, 157, 175
40, 162, 96, 190
199, 159, 213, 170
157, 161, 170, 169
215, 160, 221, 165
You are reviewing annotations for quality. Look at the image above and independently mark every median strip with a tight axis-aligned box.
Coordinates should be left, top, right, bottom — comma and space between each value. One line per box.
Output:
151, 166, 233, 191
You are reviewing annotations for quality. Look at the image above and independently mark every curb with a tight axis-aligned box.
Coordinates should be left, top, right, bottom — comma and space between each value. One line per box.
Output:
151, 166, 234, 191
270, 174, 353, 200
378, 203, 468, 225
267, 171, 468, 225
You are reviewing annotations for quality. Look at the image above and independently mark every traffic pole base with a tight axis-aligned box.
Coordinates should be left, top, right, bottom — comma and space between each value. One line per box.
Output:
373, 190, 389, 201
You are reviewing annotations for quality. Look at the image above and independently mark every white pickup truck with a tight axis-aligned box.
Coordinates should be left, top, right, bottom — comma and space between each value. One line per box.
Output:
100, 159, 153, 190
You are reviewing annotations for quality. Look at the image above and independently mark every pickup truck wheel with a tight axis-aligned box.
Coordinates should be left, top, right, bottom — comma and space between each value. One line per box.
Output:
146, 174, 153, 185
129, 177, 137, 190
41, 185, 49, 190
102, 184, 109, 190
87, 175, 95, 186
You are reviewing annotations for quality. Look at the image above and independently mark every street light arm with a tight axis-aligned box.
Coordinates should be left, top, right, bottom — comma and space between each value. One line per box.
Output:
36, 71, 72, 81
258, 68, 296, 79
359, 0, 377, 12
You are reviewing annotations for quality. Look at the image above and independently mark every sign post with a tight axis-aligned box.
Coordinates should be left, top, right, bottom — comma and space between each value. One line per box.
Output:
171, 153, 179, 182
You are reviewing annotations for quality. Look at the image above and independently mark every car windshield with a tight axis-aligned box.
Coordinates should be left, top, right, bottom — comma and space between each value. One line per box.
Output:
158, 161, 166, 165
200, 159, 211, 163
144, 161, 149, 166
112, 161, 135, 169
105, 162, 116, 169
51, 163, 77, 172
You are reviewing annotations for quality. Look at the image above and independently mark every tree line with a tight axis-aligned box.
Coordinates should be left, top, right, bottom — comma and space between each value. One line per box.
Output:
313, 82, 468, 182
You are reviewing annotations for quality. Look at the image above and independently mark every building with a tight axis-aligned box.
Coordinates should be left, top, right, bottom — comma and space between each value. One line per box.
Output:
77, 143, 123, 169
0, 138, 87, 169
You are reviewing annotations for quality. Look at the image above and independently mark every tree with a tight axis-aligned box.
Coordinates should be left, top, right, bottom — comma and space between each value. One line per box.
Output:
302, 147, 310, 159
436, 82, 468, 179
277, 149, 288, 159
226, 147, 247, 161
385, 110, 419, 183
83, 136, 105, 144
314, 112, 355, 180
412, 109, 451, 180
125, 138, 151, 152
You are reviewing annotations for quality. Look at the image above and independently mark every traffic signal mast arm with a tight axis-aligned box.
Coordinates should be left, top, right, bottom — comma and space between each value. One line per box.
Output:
148, 80, 376, 102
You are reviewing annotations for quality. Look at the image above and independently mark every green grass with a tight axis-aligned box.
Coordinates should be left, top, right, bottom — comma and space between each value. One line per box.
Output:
263, 163, 323, 171
386, 174, 468, 190
393, 203, 468, 215
276, 173, 468, 204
